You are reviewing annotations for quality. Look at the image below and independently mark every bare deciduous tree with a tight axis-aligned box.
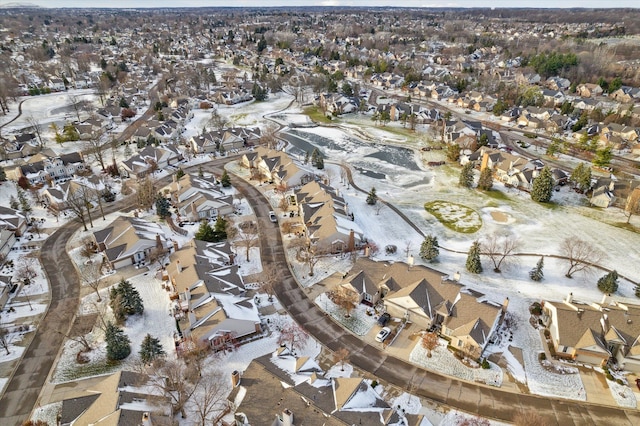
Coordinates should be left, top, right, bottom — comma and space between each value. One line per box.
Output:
0, 327, 14, 355
25, 116, 45, 149
259, 263, 281, 302
277, 322, 309, 354
260, 123, 279, 149
147, 359, 200, 419
137, 176, 156, 210
482, 234, 520, 273
624, 189, 640, 224
561, 238, 606, 278
421, 332, 439, 358
235, 220, 259, 261
66, 183, 95, 231
333, 347, 350, 371
85, 130, 108, 171
16, 258, 38, 286
190, 370, 227, 426
328, 285, 360, 318
79, 262, 103, 302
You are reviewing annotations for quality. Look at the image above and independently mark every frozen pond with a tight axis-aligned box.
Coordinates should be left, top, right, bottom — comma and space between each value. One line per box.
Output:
281, 128, 431, 188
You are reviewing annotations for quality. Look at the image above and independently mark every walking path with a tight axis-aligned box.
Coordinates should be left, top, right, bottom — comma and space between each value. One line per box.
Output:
232, 169, 640, 425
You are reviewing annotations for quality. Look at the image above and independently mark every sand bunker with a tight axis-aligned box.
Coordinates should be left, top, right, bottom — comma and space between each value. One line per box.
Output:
490, 211, 509, 223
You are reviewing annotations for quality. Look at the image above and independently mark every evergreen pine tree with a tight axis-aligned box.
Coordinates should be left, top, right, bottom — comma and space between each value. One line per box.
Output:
419, 235, 439, 261
304, 151, 310, 164
529, 256, 544, 281
531, 166, 554, 203
466, 241, 483, 274
17, 188, 31, 216
220, 170, 231, 187
212, 216, 228, 241
195, 220, 216, 242
9, 195, 19, 210
316, 156, 324, 169
366, 187, 378, 205
0, 166, 6, 182
109, 279, 144, 322
155, 194, 171, 219
198, 165, 204, 178
105, 321, 131, 361
570, 163, 591, 193
477, 167, 493, 191
175, 168, 185, 179
459, 162, 474, 188
597, 270, 619, 294
139, 333, 166, 364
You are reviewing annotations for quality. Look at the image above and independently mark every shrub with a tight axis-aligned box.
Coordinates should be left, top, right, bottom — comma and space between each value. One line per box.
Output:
481, 358, 490, 369
539, 352, 546, 361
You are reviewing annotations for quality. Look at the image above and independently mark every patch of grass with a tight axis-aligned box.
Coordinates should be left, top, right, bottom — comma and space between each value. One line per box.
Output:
424, 200, 482, 233
56, 359, 121, 382
612, 222, 640, 234
303, 106, 333, 124
480, 189, 511, 202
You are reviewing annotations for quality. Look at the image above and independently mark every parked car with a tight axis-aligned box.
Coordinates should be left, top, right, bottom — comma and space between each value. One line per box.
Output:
375, 327, 391, 342
377, 313, 391, 327
268, 211, 277, 222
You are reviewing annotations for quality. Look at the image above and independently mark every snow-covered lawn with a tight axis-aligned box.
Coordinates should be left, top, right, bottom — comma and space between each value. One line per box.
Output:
607, 378, 637, 408
314, 292, 377, 336
410, 338, 503, 387
51, 267, 176, 383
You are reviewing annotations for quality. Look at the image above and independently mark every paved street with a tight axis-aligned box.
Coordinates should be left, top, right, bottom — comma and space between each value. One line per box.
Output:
234, 172, 640, 425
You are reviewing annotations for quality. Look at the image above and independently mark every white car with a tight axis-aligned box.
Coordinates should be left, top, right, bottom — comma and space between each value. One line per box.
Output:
268, 211, 277, 222
375, 327, 391, 343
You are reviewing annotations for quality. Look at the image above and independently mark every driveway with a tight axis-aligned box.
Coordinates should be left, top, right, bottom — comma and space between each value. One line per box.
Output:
233, 170, 640, 425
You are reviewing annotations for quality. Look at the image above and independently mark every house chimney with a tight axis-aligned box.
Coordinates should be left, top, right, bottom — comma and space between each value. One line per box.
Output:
453, 271, 461, 282
347, 229, 355, 253
502, 297, 509, 312
173, 240, 179, 252
281, 409, 294, 426
601, 293, 609, 306
155, 234, 163, 250
407, 254, 414, 267
176, 260, 182, 273
231, 370, 241, 387
565, 292, 573, 304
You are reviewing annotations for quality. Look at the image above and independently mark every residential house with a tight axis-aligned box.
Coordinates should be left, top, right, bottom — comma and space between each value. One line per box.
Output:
57, 371, 172, 426
40, 175, 106, 212
92, 216, 169, 270
190, 127, 261, 154
611, 86, 640, 103
577, 83, 603, 98
226, 350, 408, 426
18, 153, 85, 185
295, 180, 363, 253
241, 147, 306, 188
48, 77, 65, 91
0, 206, 28, 237
163, 173, 234, 222
0, 274, 15, 311
542, 295, 640, 371
167, 240, 261, 348
120, 144, 182, 179
335, 258, 507, 359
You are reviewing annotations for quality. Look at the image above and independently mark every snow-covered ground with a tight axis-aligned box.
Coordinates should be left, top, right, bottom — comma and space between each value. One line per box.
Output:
6, 86, 640, 423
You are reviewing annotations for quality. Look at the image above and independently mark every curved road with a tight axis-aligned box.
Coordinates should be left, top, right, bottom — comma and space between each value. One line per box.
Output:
233, 171, 640, 426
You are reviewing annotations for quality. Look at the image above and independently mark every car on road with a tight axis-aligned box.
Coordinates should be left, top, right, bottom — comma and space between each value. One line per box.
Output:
269, 211, 277, 222
377, 313, 391, 327
375, 327, 391, 342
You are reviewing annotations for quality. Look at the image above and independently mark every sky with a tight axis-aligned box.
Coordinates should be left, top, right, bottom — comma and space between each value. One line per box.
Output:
3, 1, 639, 10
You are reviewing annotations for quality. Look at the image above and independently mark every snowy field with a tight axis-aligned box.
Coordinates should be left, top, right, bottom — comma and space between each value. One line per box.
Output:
4, 84, 640, 424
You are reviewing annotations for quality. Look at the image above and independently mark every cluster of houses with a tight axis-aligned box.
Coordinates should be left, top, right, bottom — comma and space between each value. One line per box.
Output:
542, 294, 640, 372
0, 206, 28, 310
227, 346, 416, 425
337, 258, 508, 359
